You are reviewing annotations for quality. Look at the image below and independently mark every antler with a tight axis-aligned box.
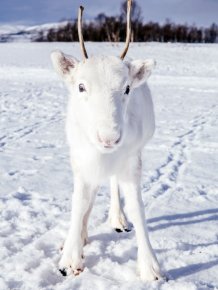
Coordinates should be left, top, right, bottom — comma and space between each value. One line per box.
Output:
78, 6, 88, 60
120, 0, 132, 60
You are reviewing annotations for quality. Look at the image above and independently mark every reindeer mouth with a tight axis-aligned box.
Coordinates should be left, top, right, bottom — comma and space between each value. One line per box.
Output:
103, 144, 113, 149
98, 146, 119, 154
95, 141, 122, 154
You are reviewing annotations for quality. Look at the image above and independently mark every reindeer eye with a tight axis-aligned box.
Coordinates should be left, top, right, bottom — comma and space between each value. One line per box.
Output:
124, 85, 130, 95
79, 83, 86, 93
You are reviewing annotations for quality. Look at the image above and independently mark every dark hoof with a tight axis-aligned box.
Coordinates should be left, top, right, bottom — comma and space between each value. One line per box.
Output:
115, 228, 123, 233
115, 228, 131, 233
59, 268, 67, 276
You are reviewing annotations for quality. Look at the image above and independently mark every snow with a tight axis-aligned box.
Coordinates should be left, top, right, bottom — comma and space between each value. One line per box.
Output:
0, 42, 218, 290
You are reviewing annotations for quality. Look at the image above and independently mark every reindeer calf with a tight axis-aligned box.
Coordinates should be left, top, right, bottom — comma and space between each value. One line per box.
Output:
51, 1, 162, 281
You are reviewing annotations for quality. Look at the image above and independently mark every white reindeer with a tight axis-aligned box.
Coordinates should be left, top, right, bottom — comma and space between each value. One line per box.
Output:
51, 0, 162, 281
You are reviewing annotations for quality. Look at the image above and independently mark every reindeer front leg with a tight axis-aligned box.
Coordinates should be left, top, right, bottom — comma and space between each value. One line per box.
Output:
109, 175, 129, 232
59, 176, 96, 276
118, 155, 162, 281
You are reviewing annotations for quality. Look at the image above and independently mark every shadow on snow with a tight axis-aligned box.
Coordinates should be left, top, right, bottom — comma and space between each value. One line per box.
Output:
147, 208, 218, 231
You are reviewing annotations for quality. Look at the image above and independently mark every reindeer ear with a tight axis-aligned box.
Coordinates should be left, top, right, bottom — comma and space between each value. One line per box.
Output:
51, 50, 78, 78
128, 59, 156, 88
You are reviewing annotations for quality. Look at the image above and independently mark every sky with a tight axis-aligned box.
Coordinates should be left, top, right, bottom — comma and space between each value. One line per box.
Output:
0, 0, 217, 27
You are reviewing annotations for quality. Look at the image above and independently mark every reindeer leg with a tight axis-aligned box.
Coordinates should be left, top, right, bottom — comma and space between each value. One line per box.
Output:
118, 154, 162, 281
109, 175, 130, 232
59, 176, 96, 276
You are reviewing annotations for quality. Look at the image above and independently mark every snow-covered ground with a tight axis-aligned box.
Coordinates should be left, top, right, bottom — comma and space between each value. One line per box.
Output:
0, 42, 218, 290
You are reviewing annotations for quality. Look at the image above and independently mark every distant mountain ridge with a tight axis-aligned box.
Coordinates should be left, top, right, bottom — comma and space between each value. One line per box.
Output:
0, 22, 68, 42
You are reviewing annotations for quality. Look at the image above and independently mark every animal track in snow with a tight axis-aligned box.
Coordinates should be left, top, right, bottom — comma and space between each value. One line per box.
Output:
143, 108, 213, 201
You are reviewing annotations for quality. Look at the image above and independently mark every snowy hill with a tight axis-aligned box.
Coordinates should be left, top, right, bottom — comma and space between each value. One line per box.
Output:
0, 22, 68, 42
0, 42, 218, 290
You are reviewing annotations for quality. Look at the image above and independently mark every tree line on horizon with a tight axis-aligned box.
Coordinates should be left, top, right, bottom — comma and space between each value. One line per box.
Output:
36, 1, 218, 43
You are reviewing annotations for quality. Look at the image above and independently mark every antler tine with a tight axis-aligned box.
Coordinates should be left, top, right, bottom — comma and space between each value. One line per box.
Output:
120, 0, 132, 60
78, 6, 88, 60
